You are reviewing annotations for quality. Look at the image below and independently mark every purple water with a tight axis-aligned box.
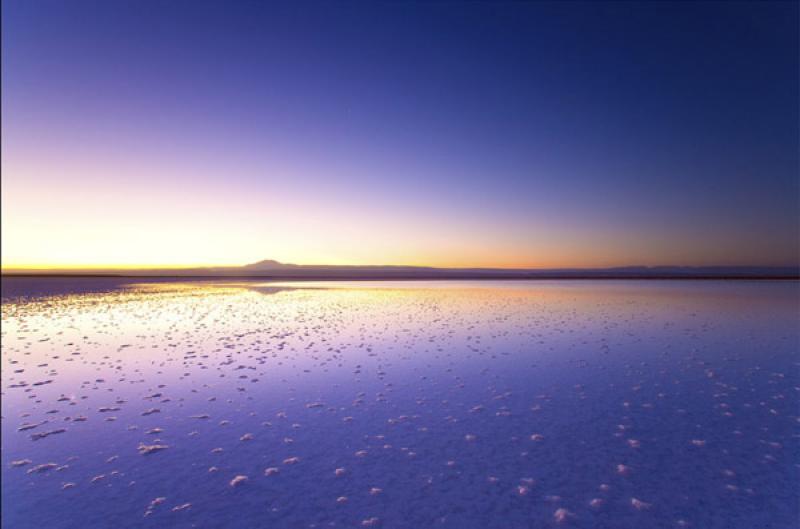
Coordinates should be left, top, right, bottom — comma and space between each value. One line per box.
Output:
2, 279, 798, 528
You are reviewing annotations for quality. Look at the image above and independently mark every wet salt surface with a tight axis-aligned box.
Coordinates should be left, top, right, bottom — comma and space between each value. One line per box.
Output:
1, 279, 798, 528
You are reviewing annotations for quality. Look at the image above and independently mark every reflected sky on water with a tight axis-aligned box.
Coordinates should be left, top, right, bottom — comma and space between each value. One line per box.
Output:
2, 279, 798, 528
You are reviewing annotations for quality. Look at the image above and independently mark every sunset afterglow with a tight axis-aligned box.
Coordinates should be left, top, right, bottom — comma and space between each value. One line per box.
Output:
2, 1, 798, 269
2, 3, 798, 529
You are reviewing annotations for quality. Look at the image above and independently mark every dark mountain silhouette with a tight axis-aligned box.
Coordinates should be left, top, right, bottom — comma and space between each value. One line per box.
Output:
3, 260, 798, 279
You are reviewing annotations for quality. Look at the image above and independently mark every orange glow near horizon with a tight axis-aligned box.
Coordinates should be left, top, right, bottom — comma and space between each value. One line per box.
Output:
3, 175, 796, 272
5, 162, 795, 271
3, 1, 799, 273
4, 152, 796, 270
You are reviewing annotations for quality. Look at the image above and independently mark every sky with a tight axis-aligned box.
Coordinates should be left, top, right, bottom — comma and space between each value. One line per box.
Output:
2, 1, 798, 269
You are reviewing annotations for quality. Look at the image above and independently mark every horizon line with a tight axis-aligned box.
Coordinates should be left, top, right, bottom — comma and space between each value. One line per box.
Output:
3, 262, 800, 272
2, 261, 798, 281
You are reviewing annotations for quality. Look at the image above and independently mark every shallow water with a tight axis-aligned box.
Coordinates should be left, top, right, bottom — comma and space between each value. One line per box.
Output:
2, 279, 798, 528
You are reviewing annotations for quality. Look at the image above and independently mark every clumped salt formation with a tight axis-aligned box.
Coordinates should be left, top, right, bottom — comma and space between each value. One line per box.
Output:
137, 443, 169, 455
229, 475, 248, 487
143, 497, 166, 517
2, 279, 798, 529
26, 463, 58, 474
30, 428, 67, 441
18, 421, 47, 432
553, 508, 574, 523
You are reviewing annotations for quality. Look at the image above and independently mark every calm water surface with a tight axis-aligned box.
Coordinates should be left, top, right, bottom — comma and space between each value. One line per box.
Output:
2, 279, 798, 528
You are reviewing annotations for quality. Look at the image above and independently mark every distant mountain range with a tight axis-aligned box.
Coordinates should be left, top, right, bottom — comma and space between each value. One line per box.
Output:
3, 259, 798, 279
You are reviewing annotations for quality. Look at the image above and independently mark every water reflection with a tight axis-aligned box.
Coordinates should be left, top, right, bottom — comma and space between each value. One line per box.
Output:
2, 280, 798, 528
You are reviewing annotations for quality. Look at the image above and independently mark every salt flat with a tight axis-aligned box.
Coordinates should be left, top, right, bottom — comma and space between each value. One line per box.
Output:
2, 279, 798, 528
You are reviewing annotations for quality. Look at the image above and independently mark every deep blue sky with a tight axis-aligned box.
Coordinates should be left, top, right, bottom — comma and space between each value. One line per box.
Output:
2, 1, 798, 268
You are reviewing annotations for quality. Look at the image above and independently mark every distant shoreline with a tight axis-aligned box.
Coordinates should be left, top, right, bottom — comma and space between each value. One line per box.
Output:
2, 274, 798, 281
4, 260, 799, 281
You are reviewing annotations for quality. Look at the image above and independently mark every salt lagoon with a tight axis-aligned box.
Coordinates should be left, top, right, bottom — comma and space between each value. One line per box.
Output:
2, 279, 798, 528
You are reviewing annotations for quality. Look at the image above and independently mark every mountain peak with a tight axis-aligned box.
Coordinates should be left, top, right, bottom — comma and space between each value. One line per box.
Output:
243, 259, 292, 269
